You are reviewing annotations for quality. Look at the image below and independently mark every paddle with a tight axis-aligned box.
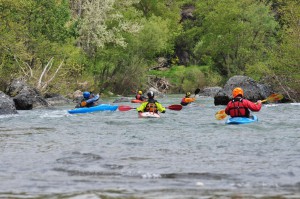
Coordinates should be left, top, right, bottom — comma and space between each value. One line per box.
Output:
260, 93, 284, 103
194, 88, 200, 96
215, 93, 284, 120
118, 104, 183, 111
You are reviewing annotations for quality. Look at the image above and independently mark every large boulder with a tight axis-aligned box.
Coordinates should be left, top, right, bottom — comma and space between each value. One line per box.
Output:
0, 91, 17, 115
6, 79, 49, 110
214, 76, 273, 105
200, 87, 222, 97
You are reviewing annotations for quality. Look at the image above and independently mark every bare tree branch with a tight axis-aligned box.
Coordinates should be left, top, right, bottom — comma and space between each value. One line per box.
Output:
37, 57, 54, 89
41, 59, 64, 90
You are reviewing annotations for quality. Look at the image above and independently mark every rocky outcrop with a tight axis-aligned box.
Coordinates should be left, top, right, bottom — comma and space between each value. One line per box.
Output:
0, 91, 17, 115
200, 87, 222, 97
6, 79, 49, 110
44, 93, 72, 106
214, 76, 273, 105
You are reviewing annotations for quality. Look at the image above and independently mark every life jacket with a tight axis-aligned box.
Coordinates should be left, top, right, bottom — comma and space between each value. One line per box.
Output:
227, 97, 250, 117
145, 101, 158, 113
180, 97, 189, 106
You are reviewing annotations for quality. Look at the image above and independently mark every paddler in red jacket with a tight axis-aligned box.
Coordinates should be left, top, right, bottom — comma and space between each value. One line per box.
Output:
225, 87, 262, 118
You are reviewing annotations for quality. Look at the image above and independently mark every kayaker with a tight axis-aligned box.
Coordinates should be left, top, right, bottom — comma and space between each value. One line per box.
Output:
76, 91, 99, 108
135, 90, 146, 101
180, 92, 195, 106
225, 87, 262, 118
137, 91, 166, 113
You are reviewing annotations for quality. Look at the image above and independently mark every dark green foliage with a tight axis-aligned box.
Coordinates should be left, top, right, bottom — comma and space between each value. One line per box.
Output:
0, 0, 298, 99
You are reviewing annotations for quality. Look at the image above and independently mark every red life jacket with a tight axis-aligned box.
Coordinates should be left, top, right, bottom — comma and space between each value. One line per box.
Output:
227, 98, 250, 117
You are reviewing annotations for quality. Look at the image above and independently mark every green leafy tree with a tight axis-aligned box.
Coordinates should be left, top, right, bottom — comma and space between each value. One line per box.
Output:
267, 0, 300, 100
0, 0, 81, 93
192, 0, 278, 77
78, 0, 142, 55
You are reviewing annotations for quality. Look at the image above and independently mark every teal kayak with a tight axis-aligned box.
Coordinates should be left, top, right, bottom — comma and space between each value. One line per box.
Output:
68, 104, 118, 114
226, 115, 258, 125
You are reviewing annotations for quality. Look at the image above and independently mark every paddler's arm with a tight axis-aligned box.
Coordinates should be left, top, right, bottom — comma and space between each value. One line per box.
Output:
245, 99, 262, 112
86, 94, 99, 103
156, 102, 166, 113
80, 94, 99, 107
136, 102, 147, 112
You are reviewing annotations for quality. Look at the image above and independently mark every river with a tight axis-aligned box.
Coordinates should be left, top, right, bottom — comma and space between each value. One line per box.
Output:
0, 95, 299, 198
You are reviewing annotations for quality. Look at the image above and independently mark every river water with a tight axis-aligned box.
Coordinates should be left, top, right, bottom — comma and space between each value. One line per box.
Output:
0, 95, 299, 199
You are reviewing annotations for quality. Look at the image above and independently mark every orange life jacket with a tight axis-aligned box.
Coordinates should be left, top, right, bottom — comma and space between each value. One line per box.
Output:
145, 102, 157, 113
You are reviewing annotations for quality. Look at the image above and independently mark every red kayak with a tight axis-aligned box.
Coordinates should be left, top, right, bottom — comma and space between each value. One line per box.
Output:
131, 99, 146, 103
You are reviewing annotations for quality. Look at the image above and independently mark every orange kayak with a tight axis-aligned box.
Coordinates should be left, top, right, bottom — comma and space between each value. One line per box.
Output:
131, 99, 146, 103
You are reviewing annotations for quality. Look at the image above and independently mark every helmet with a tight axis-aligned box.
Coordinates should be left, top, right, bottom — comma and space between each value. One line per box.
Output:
138, 91, 142, 95
232, 87, 244, 98
147, 91, 154, 98
83, 91, 90, 98
186, 92, 191, 97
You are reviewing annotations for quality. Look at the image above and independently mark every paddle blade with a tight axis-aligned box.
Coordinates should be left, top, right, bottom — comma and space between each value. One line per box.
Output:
266, 93, 284, 102
118, 105, 135, 111
194, 88, 200, 95
167, 104, 182, 111
215, 109, 227, 120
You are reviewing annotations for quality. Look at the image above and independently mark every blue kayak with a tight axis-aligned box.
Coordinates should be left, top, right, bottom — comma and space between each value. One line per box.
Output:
68, 104, 118, 114
226, 115, 258, 125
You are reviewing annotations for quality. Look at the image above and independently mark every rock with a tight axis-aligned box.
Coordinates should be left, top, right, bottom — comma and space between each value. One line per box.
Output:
6, 79, 49, 110
0, 91, 18, 115
214, 75, 274, 105
72, 90, 83, 99
200, 87, 222, 97
44, 93, 72, 106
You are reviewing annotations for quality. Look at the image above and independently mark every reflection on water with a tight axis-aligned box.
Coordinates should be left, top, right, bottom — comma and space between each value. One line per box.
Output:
0, 97, 300, 198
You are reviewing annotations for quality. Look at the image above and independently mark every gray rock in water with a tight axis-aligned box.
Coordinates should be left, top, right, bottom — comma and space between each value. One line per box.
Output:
0, 91, 18, 115
44, 93, 72, 106
201, 87, 222, 97
6, 79, 49, 110
214, 75, 273, 105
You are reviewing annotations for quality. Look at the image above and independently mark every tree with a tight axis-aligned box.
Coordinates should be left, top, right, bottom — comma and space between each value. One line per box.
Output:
78, 0, 142, 55
267, 0, 300, 100
191, 0, 278, 77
